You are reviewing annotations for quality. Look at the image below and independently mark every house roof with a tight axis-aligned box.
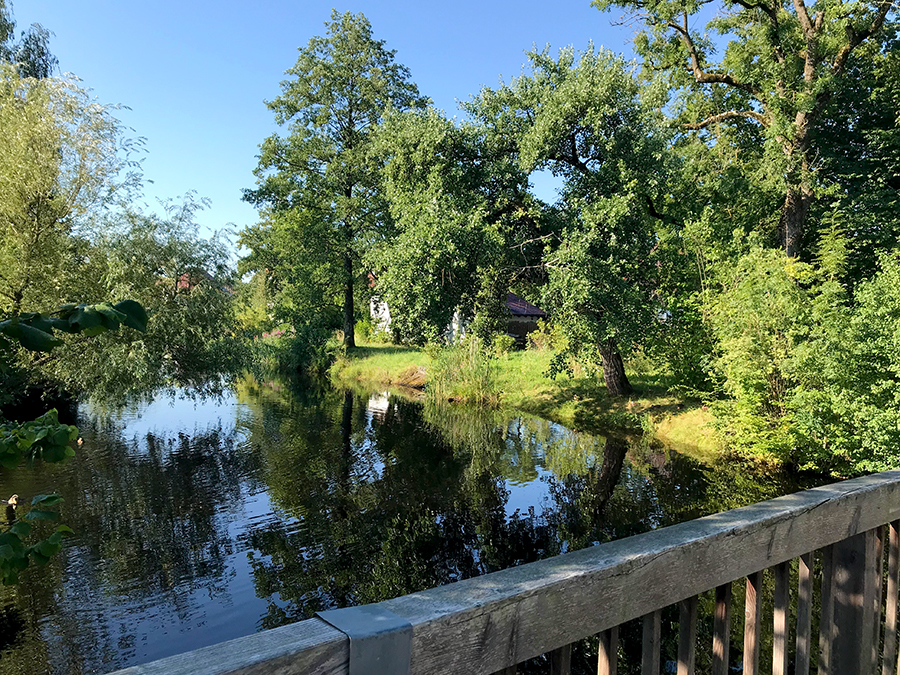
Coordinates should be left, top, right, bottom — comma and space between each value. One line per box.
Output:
506, 292, 547, 318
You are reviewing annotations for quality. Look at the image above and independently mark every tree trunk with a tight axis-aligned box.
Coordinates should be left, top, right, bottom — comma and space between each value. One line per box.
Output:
599, 338, 632, 397
779, 184, 814, 258
343, 252, 355, 349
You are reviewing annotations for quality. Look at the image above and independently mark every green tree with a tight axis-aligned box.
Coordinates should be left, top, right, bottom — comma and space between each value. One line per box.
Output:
594, 0, 897, 257
243, 11, 427, 349
469, 47, 671, 396
0, 63, 139, 319
371, 107, 541, 343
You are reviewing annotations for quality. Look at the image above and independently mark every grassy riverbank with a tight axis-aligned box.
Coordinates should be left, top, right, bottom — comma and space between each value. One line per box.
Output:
330, 342, 720, 459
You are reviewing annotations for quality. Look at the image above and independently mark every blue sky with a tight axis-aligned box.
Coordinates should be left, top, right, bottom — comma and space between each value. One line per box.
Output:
14, 0, 640, 240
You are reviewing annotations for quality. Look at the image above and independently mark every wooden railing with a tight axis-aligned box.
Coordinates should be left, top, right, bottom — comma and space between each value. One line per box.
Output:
112, 470, 900, 675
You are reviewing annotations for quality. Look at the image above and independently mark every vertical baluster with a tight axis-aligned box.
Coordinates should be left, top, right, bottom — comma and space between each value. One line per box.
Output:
678, 595, 698, 675
818, 546, 834, 675
712, 583, 732, 675
873, 526, 886, 674
598, 626, 618, 675
744, 571, 763, 675
828, 529, 880, 675
549, 644, 572, 675
773, 561, 790, 675
643, 610, 661, 675
496, 668, 517, 675
885, 521, 900, 675
796, 552, 813, 675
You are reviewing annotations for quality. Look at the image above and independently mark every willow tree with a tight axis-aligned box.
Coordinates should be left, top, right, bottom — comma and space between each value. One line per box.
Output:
243, 11, 427, 348
0, 64, 137, 318
469, 47, 671, 396
594, 0, 897, 257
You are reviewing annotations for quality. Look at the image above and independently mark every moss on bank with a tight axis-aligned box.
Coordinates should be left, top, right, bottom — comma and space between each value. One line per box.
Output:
330, 342, 721, 458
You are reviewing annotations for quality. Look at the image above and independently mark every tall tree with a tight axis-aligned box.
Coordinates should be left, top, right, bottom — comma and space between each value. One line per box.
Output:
469, 47, 671, 396
594, 0, 897, 256
243, 11, 427, 348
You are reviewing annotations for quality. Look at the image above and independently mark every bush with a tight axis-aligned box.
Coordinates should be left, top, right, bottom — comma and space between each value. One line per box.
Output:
427, 336, 499, 406
492, 334, 517, 357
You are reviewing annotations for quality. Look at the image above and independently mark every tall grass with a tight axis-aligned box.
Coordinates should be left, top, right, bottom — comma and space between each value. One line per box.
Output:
428, 337, 499, 406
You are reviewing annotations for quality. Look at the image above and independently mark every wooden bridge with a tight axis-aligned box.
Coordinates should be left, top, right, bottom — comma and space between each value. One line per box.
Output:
113, 470, 900, 675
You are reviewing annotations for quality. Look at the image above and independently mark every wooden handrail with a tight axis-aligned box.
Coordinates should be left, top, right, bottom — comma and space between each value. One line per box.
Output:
110, 470, 900, 675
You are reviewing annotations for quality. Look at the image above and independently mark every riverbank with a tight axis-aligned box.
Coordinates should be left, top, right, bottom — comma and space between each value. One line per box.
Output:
330, 343, 720, 459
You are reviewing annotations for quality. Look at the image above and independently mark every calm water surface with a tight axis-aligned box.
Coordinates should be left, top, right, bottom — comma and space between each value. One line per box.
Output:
0, 377, 810, 674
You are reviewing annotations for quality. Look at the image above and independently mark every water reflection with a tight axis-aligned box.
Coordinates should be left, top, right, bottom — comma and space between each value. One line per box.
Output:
0, 377, 807, 674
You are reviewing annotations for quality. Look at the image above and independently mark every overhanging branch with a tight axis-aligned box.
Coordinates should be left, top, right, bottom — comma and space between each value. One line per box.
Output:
683, 110, 770, 129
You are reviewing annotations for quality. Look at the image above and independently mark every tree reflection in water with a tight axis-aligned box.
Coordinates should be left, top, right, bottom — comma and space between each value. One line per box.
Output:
0, 378, 810, 675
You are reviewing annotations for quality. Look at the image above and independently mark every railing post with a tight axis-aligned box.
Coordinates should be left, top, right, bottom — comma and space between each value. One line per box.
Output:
820, 529, 880, 675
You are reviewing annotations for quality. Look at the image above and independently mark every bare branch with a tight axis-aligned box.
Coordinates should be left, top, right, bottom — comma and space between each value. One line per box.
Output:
683, 110, 771, 129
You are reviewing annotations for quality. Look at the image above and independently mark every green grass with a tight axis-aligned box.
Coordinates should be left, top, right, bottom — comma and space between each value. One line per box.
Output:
330, 340, 721, 457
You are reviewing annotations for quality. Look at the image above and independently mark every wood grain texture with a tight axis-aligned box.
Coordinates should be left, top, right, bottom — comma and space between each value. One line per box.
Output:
108, 618, 348, 675
642, 610, 661, 675
743, 572, 762, 675
712, 583, 731, 675
549, 644, 572, 675
829, 529, 879, 675
597, 626, 618, 675
677, 596, 698, 675
819, 546, 834, 675
884, 522, 900, 675
796, 552, 813, 675
773, 561, 790, 675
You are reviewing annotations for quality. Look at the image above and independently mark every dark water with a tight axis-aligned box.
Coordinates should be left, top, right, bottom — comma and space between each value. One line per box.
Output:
0, 377, 810, 674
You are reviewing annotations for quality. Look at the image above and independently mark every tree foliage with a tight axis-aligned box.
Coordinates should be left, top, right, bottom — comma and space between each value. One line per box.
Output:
594, 0, 898, 256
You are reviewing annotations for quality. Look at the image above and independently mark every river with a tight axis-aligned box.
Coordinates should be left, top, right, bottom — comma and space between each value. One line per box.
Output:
0, 376, 813, 674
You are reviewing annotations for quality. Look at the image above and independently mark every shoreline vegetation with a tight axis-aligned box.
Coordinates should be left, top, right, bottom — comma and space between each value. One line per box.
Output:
330, 340, 722, 462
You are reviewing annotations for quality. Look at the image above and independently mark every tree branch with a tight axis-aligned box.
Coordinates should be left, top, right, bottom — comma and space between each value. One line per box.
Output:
683, 110, 771, 129
832, 0, 892, 75
667, 14, 762, 95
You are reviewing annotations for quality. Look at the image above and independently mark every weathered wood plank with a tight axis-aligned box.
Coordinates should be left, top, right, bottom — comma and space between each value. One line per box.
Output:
712, 583, 731, 675
819, 546, 834, 675
828, 529, 880, 675
773, 561, 790, 675
597, 626, 618, 675
382, 471, 900, 674
884, 522, 900, 675
109, 617, 348, 675
796, 552, 813, 675
677, 596, 698, 675
549, 644, 572, 675
873, 526, 886, 674
642, 610, 661, 675
743, 572, 762, 675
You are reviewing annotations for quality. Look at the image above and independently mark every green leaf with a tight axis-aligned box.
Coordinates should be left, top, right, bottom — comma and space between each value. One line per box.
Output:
113, 300, 149, 332
24, 509, 59, 522
31, 494, 62, 506
9, 521, 30, 537
0, 320, 63, 352
68, 306, 103, 332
